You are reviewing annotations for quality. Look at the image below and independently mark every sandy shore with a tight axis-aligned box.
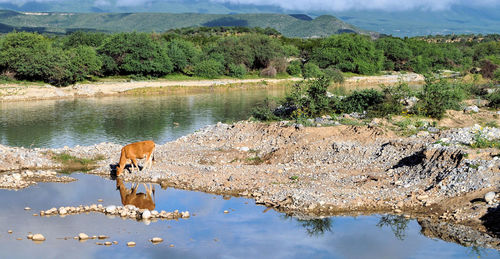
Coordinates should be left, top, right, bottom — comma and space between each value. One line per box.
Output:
0, 72, 424, 102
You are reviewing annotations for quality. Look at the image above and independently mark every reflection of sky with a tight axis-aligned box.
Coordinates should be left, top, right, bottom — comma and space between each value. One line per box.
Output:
0, 174, 498, 258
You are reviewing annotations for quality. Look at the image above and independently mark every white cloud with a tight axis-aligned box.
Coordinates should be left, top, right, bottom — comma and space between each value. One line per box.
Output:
209, 0, 500, 11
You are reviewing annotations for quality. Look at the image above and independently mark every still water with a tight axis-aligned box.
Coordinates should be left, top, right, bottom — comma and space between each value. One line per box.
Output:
0, 173, 498, 259
0, 88, 499, 258
0, 88, 285, 148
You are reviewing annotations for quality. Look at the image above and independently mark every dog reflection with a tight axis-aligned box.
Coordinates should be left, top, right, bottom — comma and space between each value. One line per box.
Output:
116, 177, 155, 210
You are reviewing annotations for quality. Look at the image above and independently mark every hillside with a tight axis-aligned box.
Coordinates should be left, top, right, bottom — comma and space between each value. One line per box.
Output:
0, 10, 374, 38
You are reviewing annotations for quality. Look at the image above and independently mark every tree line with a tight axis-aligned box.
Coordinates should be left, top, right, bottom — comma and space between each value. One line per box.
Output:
0, 28, 498, 86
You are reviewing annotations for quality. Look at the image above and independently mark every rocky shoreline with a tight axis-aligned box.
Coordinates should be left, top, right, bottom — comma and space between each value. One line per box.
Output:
1, 118, 499, 248
0, 72, 424, 102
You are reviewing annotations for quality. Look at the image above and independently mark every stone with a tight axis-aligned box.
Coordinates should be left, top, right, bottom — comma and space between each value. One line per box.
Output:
464, 105, 479, 113
7, 230, 12, 234
417, 195, 429, 201
151, 237, 163, 243
58, 207, 67, 215
104, 241, 112, 246
223, 210, 229, 214
127, 241, 136, 247
394, 209, 402, 213
181, 211, 190, 218
24, 207, 31, 210
142, 210, 151, 219
32, 234, 45, 241
240, 147, 250, 152
98, 235, 109, 240
78, 233, 89, 240
485, 192, 496, 204
105, 205, 116, 214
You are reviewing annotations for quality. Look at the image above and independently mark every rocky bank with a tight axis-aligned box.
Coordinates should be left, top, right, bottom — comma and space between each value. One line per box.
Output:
1, 119, 499, 248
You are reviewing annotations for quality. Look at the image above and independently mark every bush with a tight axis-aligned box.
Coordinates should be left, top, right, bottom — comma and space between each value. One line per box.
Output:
413, 77, 466, 119
287, 60, 302, 76
228, 63, 247, 78
194, 59, 224, 78
303, 63, 323, 79
369, 83, 412, 117
252, 98, 279, 121
487, 90, 500, 108
260, 66, 277, 77
480, 59, 499, 79
323, 66, 344, 84
494, 68, 500, 82
334, 89, 384, 114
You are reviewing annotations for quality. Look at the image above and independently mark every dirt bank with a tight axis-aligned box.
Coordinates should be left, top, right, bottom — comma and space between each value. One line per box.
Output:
0, 72, 424, 102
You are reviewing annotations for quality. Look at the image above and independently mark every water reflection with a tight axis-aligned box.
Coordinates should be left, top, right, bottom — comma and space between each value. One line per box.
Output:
377, 215, 410, 241
116, 177, 155, 210
282, 214, 334, 237
0, 88, 286, 148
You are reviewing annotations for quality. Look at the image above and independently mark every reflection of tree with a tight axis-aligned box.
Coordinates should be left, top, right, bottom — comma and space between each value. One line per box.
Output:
466, 246, 490, 258
376, 215, 410, 241
281, 214, 333, 237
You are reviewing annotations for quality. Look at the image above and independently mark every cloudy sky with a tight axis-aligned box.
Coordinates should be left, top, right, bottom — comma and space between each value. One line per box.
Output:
1, 0, 499, 12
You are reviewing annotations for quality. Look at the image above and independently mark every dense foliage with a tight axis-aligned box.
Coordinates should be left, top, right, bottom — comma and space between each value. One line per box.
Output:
254, 76, 472, 121
0, 30, 498, 86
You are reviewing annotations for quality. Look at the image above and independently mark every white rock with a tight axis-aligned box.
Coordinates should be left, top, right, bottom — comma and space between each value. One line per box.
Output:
105, 205, 116, 213
181, 211, 190, 218
32, 234, 45, 241
78, 233, 89, 240
240, 147, 250, 152
58, 208, 67, 215
127, 241, 136, 247
151, 237, 163, 243
142, 210, 151, 219
485, 192, 496, 204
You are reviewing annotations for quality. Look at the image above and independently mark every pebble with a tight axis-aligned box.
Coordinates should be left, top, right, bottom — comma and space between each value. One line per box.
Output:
78, 233, 89, 240
104, 241, 112, 246
24, 207, 31, 211
127, 241, 136, 247
105, 205, 116, 214
32, 234, 45, 241
98, 235, 109, 240
151, 237, 163, 243
27, 234, 33, 239
223, 210, 229, 214
8, 230, 13, 234
484, 192, 496, 204
142, 210, 151, 219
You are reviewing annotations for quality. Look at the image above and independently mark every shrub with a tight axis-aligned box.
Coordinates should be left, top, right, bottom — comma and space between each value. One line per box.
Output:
413, 77, 466, 119
480, 59, 499, 79
323, 66, 344, 84
252, 98, 279, 121
260, 66, 277, 77
287, 60, 302, 76
303, 63, 323, 79
228, 63, 247, 78
334, 89, 384, 114
194, 59, 224, 78
494, 68, 500, 83
270, 58, 288, 73
487, 90, 500, 108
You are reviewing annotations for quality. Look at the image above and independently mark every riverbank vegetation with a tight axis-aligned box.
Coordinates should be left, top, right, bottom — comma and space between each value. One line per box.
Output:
0, 28, 498, 86
252, 75, 494, 121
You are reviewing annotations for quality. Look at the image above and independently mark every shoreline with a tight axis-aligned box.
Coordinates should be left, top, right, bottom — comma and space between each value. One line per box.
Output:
1, 117, 499, 248
0, 72, 424, 102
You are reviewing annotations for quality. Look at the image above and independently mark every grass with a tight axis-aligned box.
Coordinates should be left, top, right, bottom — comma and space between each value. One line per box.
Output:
289, 175, 299, 181
470, 134, 500, 149
48, 151, 105, 171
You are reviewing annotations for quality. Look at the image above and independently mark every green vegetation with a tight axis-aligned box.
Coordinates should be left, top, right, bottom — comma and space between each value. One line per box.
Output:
0, 29, 498, 87
48, 151, 105, 171
470, 133, 500, 149
254, 75, 475, 122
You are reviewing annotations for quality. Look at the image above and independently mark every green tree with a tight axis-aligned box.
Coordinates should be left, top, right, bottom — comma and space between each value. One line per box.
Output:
312, 34, 383, 75
376, 37, 412, 71
193, 59, 224, 78
303, 62, 323, 79
67, 46, 102, 82
98, 32, 173, 76
166, 38, 201, 74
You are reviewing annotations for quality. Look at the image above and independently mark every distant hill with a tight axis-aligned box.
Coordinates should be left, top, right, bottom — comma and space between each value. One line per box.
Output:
330, 6, 500, 37
0, 10, 375, 38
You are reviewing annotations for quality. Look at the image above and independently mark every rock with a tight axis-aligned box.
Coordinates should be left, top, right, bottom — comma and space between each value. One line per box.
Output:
127, 241, 136, 247
240, 147, 250, 152
58, 207, 67, 215
169, 244, 175, 247
78, 233, 89, 240
181, 211, 190, 218
484, 192, 496, 204
142, 210, 151, 219
32, 234, 45, 241
151, 237, 163, 243
113, 241, 118, 245
464, 105, 479, 113
223, 210, 229, 214
24, 207, 31, 211
105, 205, 116, 214
104, 241, 112, 246
417, 194, 429, 201
7, 230, 12, 234
98, 235, 108, 240
427, 127, 439, 133
394, 209, 402, 213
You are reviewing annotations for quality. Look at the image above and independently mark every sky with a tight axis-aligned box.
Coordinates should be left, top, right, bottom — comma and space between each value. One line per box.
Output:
1, 0, 499, 12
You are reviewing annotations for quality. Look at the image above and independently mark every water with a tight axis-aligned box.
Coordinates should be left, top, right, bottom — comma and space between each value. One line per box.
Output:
0, 173, 498, 259
0, 87, 285, 148
1, 88, 499, 257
